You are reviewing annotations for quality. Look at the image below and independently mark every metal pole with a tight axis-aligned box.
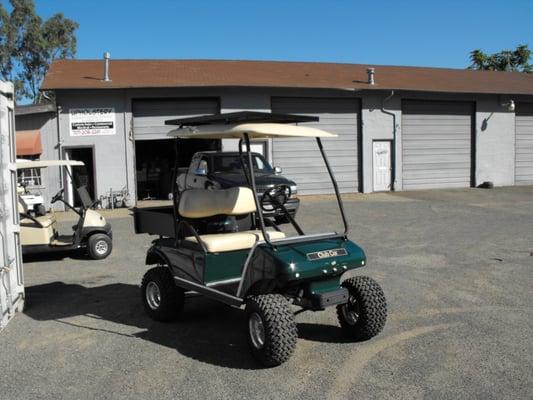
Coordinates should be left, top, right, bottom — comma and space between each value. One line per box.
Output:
171, 139, 180, 240
381, 90, 396, 190
244, 133, 272, 247
238, 138, 251, 187
316, 137, 349, 237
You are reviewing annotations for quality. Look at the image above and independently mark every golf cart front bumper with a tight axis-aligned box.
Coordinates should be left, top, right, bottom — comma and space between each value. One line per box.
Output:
308, 287, 349, 309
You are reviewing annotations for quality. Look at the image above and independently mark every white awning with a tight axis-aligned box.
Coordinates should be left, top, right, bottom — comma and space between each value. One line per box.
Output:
169, 123, 337, 139
15, 160, 85, 169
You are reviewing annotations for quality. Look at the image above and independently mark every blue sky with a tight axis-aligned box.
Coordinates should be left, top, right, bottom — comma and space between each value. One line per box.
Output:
12, 0, 533, 68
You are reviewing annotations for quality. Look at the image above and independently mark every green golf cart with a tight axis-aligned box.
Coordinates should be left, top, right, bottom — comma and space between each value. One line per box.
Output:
133, 112, 387, 366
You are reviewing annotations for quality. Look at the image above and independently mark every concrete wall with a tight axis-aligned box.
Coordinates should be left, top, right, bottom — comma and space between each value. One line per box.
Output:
360, 92, 401, 192
15, 111, 60, 208
475, 96, 515, 186
34, 87, 531, 207
56, 90, 130, 206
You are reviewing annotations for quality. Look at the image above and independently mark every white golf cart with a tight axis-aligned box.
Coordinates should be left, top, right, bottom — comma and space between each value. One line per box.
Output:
16, 160, 113, 260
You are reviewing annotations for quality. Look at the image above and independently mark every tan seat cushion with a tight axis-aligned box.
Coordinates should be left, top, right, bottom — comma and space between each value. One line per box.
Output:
18, 196, 29, 214
179, 187, 256, 218
185, 230, 285, 253
35, 215, 56, 228
20, 215, 56, 228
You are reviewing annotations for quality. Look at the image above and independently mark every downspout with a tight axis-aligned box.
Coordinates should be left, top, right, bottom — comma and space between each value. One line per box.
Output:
381, 90, 396, 190
42, 91, 63, 207
55, 104, 64, 208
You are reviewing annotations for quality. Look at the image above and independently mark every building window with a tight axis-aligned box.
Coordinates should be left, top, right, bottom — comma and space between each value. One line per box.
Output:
17, 157, 43, 188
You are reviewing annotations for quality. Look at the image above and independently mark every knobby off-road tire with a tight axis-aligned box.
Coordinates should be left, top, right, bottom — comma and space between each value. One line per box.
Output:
336, 276, 387, 341
141, 267, 184, 322
245, 294, 297, 367
87, 233, 112, 260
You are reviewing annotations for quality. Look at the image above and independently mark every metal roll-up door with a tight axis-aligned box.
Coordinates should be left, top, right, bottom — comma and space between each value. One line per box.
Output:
515, 103, 533, 185
402, 100, 474, 190
132, 98, 219, 140
271, 97, 360, 194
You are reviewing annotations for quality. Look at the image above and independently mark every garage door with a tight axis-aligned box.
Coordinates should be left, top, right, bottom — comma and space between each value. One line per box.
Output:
271, 97, 360, 194
132, 98, 219, 140
515, 103, 533, 185
402, 100, 474, 190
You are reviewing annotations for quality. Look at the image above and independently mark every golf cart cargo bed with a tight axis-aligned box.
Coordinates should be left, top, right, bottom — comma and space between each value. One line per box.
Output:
133, 206, 175, 237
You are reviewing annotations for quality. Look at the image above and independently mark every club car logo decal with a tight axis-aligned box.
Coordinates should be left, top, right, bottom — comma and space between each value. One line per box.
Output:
306, 248, 348, 261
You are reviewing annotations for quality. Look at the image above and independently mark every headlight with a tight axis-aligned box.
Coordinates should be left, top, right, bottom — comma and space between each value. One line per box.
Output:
290, 185, 297, 196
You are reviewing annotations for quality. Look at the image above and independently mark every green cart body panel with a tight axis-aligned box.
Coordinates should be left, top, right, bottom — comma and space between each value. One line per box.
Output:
204, 250, 249, 283
147, 236, 365, 298
204, 237, 366, 295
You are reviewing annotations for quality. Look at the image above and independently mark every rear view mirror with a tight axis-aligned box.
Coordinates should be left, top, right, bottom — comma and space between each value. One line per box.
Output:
195, 168, 207, 177
274, 166, 282, 175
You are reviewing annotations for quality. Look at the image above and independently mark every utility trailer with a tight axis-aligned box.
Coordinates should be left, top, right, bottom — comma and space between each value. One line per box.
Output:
0, 81, 24, 330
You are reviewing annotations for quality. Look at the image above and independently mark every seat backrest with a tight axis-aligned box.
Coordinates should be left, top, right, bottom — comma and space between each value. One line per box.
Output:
18, 195, 29, 214
179, 187, 256, 218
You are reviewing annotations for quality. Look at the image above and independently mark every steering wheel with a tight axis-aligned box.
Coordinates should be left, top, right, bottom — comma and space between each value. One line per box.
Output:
260, 184, 291, 212
51, 188, 64, 204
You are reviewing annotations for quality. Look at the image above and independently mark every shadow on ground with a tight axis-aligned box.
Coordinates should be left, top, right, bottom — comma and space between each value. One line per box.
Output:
24, 282, 348, 369
23, 250, 92, 263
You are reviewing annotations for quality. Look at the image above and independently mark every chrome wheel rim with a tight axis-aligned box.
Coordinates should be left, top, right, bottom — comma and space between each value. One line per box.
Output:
95, 240, 108, 255
249, 312, 266, 349
342, 295, 360, 325
146, 281, 161, 310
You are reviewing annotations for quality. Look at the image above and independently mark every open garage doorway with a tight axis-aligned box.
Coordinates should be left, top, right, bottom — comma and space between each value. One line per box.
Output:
132, 97, 221, 201
135, 138, 220, 200
63, 147, 95, 207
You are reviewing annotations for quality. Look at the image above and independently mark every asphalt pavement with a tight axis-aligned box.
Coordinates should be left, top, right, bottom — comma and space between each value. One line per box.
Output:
1, 186, 532, 400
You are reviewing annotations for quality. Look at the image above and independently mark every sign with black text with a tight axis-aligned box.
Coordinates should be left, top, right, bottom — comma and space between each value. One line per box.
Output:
70, 108, 116, 136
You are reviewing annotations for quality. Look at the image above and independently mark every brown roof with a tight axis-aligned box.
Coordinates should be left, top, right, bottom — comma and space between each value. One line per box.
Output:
41, 59, 533, 95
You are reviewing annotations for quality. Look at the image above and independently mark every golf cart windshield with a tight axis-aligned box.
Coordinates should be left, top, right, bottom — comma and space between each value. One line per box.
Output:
213, 153, 273, 174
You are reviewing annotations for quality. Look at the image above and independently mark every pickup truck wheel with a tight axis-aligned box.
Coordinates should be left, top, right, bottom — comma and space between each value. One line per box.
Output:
245, 294, 297, 367
336, 276, 387, 341
87, 233, 112, 260
141, 267, 184, 322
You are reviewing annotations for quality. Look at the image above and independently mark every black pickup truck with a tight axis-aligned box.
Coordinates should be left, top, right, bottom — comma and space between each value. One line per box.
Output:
177, 151, 299, 222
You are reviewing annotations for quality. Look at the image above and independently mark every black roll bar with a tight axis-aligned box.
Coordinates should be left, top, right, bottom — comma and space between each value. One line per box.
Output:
171, 139, 180, 241
316, 137, 349, 237
243, 133, 273, 248
237, 138, 252, 188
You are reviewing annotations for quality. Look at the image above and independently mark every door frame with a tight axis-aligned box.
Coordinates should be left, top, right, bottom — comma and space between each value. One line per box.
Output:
62, 145, 96, 206
372, 139, 393, 192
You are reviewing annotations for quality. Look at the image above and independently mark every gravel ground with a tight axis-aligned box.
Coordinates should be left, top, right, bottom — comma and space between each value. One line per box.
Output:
1, 186, 532, 400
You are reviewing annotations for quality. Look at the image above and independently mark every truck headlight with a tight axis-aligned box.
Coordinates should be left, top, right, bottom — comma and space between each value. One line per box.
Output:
290, 185, 297, 197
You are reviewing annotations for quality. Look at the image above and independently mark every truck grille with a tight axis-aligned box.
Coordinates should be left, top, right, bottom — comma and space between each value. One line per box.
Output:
254, 185, 274, 195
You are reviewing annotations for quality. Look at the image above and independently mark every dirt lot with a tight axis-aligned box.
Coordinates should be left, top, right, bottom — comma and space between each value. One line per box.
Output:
1, 187, 532, 400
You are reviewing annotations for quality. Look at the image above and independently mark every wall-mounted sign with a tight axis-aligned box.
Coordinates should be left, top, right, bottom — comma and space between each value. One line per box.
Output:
70, 107, 116, 136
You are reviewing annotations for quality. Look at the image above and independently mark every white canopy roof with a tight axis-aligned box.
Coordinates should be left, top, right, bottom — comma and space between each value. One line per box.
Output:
16, 159, 85, 169
168, 123, 337, 139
